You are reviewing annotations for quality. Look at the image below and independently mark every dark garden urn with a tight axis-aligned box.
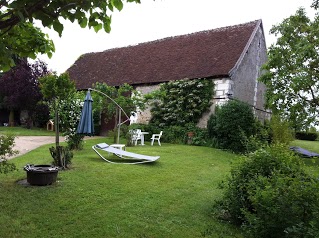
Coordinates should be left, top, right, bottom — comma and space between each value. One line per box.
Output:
24, 164, 59, 186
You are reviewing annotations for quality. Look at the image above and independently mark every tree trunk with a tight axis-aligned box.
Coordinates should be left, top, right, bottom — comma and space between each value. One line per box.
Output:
9, 110, 14, 126
55, 108, 60, 147
54, 101, 61, 164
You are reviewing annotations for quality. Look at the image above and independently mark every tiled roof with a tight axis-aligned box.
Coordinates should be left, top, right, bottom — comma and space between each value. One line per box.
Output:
67, 20, 262, 90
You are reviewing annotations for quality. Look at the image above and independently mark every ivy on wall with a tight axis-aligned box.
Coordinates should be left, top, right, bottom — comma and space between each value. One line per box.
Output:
148, 78, 214, 127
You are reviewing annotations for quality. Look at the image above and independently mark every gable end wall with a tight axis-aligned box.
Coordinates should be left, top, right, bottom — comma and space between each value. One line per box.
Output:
230, 25, 269, 120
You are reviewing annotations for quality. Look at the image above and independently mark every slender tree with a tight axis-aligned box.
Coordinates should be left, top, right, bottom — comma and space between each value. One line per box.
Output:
39, 72, 76, 168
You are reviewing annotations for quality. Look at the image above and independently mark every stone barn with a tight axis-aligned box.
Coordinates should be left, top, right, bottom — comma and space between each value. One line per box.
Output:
67, 19, 270, 134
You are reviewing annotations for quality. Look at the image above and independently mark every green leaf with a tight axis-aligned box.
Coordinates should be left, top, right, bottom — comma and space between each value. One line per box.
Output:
112, 0, 124, 11
17, 11, 24, 21
53, 21, 64, 37
79, 18, 88, 28
28, 52, 37, 59
93, 23, 103, 33
103, 23, 111, 33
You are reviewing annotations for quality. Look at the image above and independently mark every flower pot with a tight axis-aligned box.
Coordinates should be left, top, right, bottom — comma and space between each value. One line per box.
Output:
187, 132, 195, 144
187, 132, 194, 137
24, 164, 59, 186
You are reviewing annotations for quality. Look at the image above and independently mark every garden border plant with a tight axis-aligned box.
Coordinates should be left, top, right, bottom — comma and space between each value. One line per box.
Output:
0, 134, 17, 174
207, 99, 266, 153
215, 144, 319, 238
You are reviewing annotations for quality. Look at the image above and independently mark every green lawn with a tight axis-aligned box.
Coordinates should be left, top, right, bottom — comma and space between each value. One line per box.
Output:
1, 128, 319, 237
0, 137, 243, 238
0, 126, 55, 136
290, 139, 319, 173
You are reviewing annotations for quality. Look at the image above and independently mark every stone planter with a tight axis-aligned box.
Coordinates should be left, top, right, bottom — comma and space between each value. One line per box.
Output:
24, 164, 59, 186
187, 132, 195, 144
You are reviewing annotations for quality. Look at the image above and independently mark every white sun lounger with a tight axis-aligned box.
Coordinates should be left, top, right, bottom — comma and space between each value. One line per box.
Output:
92, 143, 160, 164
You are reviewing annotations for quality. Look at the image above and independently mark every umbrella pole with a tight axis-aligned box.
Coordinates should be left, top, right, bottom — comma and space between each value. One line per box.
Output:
117, 107, 121, 144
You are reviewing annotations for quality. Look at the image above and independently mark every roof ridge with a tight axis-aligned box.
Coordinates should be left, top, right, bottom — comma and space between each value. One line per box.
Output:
80, 19, 261, 57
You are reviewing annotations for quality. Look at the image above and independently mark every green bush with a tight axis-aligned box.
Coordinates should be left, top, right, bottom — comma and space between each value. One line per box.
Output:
243, 173, 319, 238
161, 125, 186, 144
49, 146, 73, 169
215, 145, 319, 237
269, 115, 294, 145
207, 100, 257, 153
295, 131, 318, 141
0, 134, 17, 173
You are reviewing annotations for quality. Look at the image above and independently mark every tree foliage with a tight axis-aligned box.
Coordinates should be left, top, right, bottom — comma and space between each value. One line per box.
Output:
259, 8, 319, 130
0, 59, 50, 126
93, 82, 144, 142
0, 0, 140, 71
93, 82, 144, 121
0, 59, 49, 110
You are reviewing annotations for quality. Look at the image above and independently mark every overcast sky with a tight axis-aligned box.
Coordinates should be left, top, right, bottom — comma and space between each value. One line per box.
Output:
37, 0, 317, 73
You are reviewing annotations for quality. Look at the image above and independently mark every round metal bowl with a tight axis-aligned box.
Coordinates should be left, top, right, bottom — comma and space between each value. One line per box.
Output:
24, 164, 59, 186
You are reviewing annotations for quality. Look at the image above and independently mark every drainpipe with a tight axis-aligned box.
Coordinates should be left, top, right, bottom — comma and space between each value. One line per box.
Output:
253, 39, 261, 116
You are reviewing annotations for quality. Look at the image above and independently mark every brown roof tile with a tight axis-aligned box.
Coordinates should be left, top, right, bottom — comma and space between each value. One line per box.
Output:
67, 20, 261, 90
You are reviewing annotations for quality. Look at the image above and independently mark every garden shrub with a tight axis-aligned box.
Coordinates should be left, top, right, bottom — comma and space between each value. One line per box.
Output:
207, 100, 257, 153
57, 93, 85, 150
49, 146, 73, 168
295, 131, 318, 141
242, 120, 270, 153
215, 145, 319, 237
269, 114, 294, 145
0, 135, 17, 173
161, 125, 186, 144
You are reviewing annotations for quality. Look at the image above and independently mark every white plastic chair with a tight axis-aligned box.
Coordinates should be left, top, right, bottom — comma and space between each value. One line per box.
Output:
151, 131, 163, 146
130, 129, 142, 145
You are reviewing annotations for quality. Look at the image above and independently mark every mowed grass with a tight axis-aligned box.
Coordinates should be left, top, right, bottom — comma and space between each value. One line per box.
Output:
291, 139, 319, 173
0, 137, 243, 238
0, 126, 55, 136
1, 126, 319, 238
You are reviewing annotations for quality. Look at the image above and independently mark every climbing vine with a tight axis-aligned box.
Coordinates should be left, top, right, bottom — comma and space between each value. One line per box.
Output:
148, 78, 214, 127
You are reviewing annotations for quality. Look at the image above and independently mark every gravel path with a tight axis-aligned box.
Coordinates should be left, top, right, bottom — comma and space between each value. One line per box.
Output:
8, 136, 65, 159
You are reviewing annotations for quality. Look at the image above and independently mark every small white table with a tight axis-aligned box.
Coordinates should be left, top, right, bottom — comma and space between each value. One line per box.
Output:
110, 144, 126, 158
110, 144, 126, 151
139, 132, 149, 145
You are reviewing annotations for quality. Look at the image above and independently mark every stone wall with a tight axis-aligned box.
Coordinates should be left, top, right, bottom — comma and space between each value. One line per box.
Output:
135, 84, 160, 124
230, 25, 269, 120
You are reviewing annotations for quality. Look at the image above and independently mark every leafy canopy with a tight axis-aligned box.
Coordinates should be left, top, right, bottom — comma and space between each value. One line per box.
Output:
0, 59, 49, 111
0, 0, 140, 71
259, 7, 319, 130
